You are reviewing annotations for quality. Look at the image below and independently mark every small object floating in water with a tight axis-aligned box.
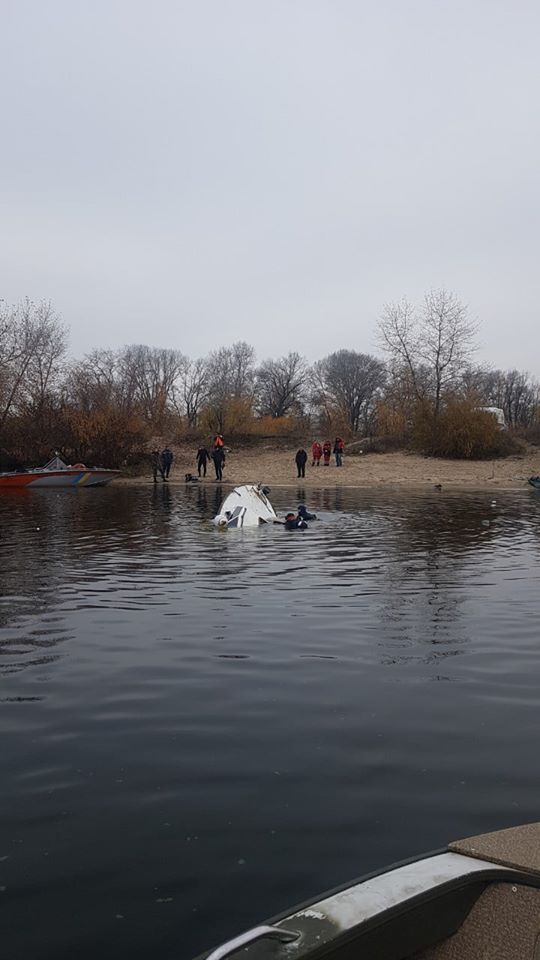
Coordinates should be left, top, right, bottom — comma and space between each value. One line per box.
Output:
199, 821, 540, 960
0, 456, 119, 489
213, 484, 278, 528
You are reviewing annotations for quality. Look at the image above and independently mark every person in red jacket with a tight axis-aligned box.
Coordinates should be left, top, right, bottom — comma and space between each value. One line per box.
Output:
322, 440, 331, 466
311, 440, 322, 466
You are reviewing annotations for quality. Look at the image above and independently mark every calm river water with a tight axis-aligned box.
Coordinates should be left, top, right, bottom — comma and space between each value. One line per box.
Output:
1, 484, 540, 959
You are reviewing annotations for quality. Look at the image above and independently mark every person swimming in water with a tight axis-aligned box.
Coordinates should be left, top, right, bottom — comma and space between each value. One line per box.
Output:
284, 512, 308, 530
298, 503, 317, 521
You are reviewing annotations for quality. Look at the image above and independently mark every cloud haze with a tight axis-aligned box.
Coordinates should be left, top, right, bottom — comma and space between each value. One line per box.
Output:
1, 0, 539, 371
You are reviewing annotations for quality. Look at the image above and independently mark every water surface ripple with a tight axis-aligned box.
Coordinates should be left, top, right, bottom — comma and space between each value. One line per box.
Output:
1, 485, 540, 959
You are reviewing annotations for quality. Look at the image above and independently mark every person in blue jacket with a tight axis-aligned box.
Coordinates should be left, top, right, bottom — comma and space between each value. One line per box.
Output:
298, 503, 317, 521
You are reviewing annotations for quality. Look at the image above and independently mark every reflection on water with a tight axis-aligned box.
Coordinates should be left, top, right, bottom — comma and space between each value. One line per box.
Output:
1, 486, 540, 960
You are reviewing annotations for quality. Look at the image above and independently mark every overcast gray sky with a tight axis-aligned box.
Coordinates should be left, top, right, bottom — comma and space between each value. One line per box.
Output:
1, 0, 539, 370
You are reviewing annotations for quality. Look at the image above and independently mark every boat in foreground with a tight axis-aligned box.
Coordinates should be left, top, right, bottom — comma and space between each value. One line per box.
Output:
213, 484, 279, 528
0, 456, 119, 489
199, 821, 540, 959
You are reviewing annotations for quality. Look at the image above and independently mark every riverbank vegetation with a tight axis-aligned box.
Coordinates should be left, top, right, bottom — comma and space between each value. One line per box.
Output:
1, 292, 538, 469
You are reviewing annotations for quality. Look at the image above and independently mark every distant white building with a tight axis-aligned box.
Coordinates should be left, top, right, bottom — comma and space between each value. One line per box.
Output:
479, 406, 506, 428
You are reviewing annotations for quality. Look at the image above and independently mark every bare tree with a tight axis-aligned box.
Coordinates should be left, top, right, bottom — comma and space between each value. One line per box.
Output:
118, 345, 186, 423
65, 349, 125, 412
255, 352, 308, 418
205, 341, 256, 431
313, 350, 386, 434
174, 356, 208, 427
0, 299, 67, 427
467, 367, 539, 427
379, 290, 478, 415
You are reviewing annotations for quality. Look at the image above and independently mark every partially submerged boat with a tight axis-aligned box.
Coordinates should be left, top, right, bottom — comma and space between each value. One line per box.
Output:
200, 821, 540, 959
0, 456, 119, 489
213, 484, 279, 528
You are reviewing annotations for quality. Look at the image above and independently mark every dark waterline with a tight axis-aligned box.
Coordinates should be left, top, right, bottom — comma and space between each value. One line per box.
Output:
1, 485, 540, 959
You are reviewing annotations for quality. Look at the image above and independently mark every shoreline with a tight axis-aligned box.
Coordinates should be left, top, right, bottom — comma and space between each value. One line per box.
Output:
117, 448, 539, 493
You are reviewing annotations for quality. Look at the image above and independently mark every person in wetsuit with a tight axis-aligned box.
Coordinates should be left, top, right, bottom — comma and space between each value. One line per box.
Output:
298, 503, 317, 521
161, 447, 173, 479
151, 449, 164, 483
295, 448, 308, 478
284, 512, 308, 530
196, 446, 210, 477
212, 446, 225, 481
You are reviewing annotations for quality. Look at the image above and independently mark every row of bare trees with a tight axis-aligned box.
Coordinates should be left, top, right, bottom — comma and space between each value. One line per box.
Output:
1, 293, 539, 466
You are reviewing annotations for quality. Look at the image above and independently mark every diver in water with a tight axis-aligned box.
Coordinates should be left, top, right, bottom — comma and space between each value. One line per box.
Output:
284, 512, 308, 530
298, 503, 317, 521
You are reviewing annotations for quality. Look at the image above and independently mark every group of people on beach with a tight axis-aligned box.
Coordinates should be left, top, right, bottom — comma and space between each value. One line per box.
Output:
153, 434, 346, 483
195, 435, 226, 480
295, 438, 345, 477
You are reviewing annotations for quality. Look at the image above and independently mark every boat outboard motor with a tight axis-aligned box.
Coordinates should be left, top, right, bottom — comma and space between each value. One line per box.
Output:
298, 504, 317, 521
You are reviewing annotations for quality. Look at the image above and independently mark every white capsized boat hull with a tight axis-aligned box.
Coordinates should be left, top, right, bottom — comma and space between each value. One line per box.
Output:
214, 484, 278, 528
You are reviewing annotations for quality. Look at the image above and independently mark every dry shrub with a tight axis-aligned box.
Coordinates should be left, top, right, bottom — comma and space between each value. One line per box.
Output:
61, 405, 150, 466
316, 407, 351, 440
248, 415, 301, 437
351, 435, 406, 454
199, 398, 254, 436
523, 419, 540, 446
412, 398, 520, 459
375, 401, 409, 439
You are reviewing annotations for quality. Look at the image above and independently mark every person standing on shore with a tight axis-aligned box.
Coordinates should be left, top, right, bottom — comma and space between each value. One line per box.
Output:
151, 449, 165, 483
333, 437, 344, 467
311, 440, 322, 466
196, 446, 210, 477
295, 448, 308, 478
161, 446, 173, 479
322, 440, 331, 466
212, 445, 226, 481
213, 434, 224, 450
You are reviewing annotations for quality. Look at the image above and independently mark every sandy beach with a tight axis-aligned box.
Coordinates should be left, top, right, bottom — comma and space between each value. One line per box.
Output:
121, 445, 540, 490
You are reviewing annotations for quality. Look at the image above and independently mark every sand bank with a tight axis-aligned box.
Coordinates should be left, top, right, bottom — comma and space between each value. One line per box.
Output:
119, 447, 540, 491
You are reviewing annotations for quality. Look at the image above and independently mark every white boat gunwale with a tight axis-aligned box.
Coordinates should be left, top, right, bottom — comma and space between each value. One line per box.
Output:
198, 823, 540, 960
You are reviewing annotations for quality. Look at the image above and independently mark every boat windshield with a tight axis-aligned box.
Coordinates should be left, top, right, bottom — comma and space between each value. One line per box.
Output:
42, 456, 68, 471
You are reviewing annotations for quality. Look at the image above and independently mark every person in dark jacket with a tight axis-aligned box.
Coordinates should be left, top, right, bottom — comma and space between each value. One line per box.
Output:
295, 448, 308, 478
333, 437, 344, 467
151, 449, 164, 483
298, 503, 317, 521
211, 446, 226, 481
161, 447, 173, 479
284, 512, 308, 530
196, 446, 210, 477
